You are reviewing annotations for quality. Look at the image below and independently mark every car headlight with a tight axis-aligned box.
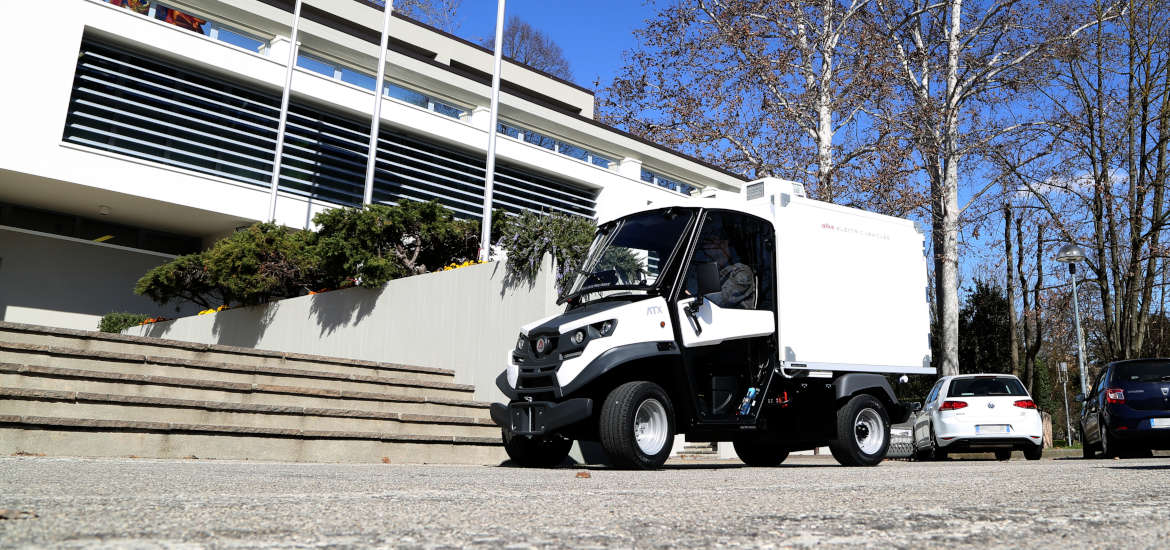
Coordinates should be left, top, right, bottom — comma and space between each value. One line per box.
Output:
591, 319, 617, 337
516, 334, 528, 352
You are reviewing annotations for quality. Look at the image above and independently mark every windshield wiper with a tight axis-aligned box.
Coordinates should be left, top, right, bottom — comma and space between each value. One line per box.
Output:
558, 285, 654, 306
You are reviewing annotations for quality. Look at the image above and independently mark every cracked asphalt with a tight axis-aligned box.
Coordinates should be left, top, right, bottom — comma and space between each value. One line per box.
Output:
1, 454, 1168, 549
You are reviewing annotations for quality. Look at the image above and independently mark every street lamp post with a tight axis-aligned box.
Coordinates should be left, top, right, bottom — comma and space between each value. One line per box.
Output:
1055, 243, 1089, 397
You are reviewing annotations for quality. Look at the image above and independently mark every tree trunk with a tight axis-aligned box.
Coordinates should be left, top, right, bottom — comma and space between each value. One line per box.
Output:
935, 0, 963, 377
1004, 202, 1021, 378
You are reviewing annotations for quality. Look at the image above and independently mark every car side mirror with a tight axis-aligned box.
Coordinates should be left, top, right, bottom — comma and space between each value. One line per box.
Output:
910, 402, 923, 412
696, 262, 720, 296
1074, 393, 1085, 403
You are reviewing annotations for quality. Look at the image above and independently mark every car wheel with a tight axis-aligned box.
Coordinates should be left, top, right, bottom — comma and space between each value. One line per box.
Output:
502, 431, 572, 468
929, 426, 947, 460
1023, 445, 1043, 461
599, 381, 675, 470
733, 433, 789, 467
1099, 422, 1119, 459
829, 394, 891, 467
1080, 426, 1094, 459
994, 450, 1011, 461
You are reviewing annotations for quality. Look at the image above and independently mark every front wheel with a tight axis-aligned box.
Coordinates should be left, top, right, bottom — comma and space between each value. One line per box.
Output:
829, 394, 891, 467
1080, 426, 1094, 459
503, 431, 572, 467
600, 381, 676, 469
733, 433, 789, 467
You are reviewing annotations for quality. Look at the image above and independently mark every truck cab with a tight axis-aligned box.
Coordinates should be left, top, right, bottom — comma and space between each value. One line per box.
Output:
490, 179, 933, 469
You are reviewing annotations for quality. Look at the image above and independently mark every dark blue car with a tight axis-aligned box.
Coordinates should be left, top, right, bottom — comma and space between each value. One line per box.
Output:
1078, 359, 1170, 458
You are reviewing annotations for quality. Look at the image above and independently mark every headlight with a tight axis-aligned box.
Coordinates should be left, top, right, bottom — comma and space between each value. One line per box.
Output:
571, 330, 585, 345
516, 334, 527, 352
591, 319, 617, 337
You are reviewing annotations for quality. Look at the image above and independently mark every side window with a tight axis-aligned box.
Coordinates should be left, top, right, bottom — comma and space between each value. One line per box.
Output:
1094, 369, 1108, 395
684, 211, 773, 310
926, 381, 943, 404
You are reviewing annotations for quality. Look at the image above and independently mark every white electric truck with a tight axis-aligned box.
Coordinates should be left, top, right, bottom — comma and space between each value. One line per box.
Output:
490, 178, 933, 469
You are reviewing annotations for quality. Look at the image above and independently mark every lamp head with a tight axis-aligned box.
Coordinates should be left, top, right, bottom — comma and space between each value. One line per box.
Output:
1055, 243, 1087, 264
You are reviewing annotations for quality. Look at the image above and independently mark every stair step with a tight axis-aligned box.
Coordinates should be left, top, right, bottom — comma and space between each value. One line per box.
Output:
0, 342, 475, 399
0, 322, 453, 383
0, 417, 505, 465
1, 364, 489, 418
0, 388, 500, 438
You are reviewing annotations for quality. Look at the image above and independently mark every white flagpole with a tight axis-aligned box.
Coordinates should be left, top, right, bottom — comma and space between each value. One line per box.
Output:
267, 0, 304, 222
478, 0, 507, 262
362, 0, 395, 206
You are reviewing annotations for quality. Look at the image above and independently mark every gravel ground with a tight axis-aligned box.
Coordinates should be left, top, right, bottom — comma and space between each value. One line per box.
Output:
1, 454, 1168, 549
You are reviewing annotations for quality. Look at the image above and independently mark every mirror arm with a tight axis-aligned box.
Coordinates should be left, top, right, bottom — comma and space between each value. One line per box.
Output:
684, 296, 704, 335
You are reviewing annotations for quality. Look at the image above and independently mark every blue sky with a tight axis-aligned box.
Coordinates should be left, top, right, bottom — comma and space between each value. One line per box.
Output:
454, 0, 655, 90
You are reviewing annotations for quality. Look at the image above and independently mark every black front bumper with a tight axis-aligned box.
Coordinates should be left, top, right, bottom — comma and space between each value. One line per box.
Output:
490, 398, 593, 436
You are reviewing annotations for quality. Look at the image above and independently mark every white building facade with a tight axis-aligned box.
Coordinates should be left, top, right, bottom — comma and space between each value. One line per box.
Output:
0, 0, 747, 330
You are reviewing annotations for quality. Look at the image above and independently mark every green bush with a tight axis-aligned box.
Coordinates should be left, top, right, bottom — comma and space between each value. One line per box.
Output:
313, 200, 479, 288
98, 312, 151, 333
497, 210, 596, 291
134, 201, 483, 310
135, 223, 320, 308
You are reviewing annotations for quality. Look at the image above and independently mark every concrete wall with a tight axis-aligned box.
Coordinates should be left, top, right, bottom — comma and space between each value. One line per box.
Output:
124, 257, 560, 403
0, 226, 199, 330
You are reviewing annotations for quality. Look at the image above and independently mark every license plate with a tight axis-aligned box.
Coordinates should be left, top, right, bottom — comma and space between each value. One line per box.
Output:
1152, 418, 1170, 428
976, 425, 1010, 434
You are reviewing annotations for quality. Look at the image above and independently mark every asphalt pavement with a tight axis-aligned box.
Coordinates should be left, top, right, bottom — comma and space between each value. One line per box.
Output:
2, 454, 1169, 549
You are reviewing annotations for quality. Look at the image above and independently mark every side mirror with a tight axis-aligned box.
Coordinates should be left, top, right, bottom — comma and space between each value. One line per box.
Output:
910, 402, 923, 412
1074, 393, 1085, 403
696, 262, 720, 296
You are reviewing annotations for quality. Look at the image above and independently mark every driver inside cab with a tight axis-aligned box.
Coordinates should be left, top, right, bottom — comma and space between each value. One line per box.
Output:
689, 228, 756, 310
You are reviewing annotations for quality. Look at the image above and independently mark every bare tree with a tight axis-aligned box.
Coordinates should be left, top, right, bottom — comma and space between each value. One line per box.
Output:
599, 0, 922, 214
875, 0, 1116, 376
1011, 0, 1168, 362
481, 16, 573, 81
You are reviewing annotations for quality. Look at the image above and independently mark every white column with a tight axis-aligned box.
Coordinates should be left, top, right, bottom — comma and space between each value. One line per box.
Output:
362, 0, 395, 206
618, 157, 643, 180
477, 0, 507, 262
266, 0, 304, 222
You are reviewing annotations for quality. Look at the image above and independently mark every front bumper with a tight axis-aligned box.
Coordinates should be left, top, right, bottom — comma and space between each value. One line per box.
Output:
490, 398, 593, 437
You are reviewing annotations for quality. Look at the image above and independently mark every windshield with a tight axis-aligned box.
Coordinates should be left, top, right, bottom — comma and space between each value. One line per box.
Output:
947, 377, 1029, 397
564, 209, 694, 302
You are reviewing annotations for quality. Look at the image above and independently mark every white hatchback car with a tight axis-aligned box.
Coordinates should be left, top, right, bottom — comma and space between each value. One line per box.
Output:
913, 374, 1044, 460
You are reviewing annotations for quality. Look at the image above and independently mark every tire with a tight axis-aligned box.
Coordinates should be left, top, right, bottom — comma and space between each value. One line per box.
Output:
1099, 422, 1119, 459
829, 394, 891, 467
599, 381, 675, 469
995, 450, 1012, 461
502, 431, 572, 468
1023, 445, 1043, 461
1080, 426, 1094, 459
733, 434, 790, 467
929, 426, 948, 461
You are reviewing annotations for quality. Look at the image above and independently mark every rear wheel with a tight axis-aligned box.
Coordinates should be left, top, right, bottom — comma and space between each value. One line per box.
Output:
733, 433, 790, 467
829, 394, 890, 467
503, 431, 572, 468
600, 381, 675, 469
1099, 423, 1118, 459
994, 450, 1012, 461
1023, 445, 1043, 460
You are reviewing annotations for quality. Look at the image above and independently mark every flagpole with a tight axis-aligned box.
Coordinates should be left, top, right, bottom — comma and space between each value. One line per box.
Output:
267, 0, 304, 222
478, 0, 506, 262
362, 0, 395, 206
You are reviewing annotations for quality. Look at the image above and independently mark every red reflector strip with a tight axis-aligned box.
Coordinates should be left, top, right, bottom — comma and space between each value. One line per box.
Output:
941, 437, 955, 440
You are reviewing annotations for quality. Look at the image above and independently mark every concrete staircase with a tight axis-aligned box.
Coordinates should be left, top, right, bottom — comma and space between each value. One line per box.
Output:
0, 322, 505, 464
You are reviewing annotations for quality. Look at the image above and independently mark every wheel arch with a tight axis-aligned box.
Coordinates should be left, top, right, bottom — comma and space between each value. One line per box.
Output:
833, 373, 908, 424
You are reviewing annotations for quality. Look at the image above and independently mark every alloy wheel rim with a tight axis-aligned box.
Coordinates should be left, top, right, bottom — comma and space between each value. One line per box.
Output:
854, 408, 885, 455
634, 398, 669, 455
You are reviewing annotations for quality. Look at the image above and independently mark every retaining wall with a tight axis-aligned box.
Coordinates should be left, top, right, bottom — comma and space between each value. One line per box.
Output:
124, 257, 560, 403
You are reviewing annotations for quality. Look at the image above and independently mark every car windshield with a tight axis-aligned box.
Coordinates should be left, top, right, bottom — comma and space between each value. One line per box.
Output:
947, 377, 1028, 397
564, 209, 693, 302
1115, 362, 1170, 382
